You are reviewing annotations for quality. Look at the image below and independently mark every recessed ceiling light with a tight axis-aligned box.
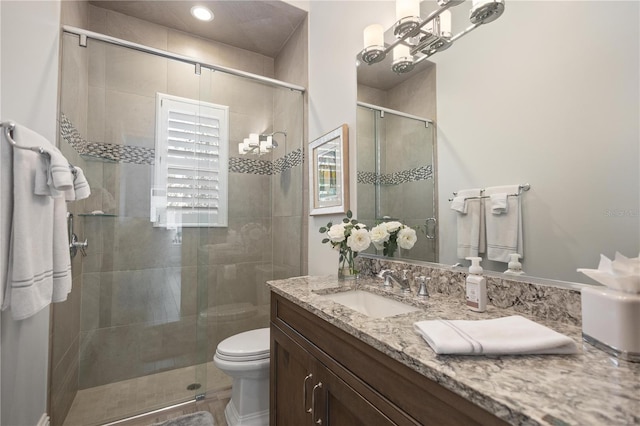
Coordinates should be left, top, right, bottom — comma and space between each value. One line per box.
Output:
191, 5, 214, 22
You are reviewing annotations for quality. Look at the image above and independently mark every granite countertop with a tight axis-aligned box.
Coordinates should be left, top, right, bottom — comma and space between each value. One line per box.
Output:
266, 275, 640, 426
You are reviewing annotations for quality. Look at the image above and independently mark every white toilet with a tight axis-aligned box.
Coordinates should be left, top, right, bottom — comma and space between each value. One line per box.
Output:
213, 328, 270, 426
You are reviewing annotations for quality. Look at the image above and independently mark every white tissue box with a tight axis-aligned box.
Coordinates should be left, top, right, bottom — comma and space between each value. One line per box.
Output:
581, 286, 640, 362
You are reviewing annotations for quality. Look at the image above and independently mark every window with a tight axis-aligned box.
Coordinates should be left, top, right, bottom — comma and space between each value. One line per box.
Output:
152, 93, 229, 228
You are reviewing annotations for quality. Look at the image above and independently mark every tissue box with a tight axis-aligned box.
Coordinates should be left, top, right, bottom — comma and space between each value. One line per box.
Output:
581, 286, 640, 362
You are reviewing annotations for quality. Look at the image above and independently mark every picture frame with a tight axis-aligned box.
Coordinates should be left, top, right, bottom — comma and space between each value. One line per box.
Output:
309, 124, 349, 216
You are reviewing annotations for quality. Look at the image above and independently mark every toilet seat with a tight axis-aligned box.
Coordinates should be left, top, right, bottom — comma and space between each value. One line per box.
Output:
215, 327, 270, 362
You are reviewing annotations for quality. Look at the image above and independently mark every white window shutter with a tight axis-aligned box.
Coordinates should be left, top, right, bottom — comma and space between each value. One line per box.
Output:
152, 93, 229, 228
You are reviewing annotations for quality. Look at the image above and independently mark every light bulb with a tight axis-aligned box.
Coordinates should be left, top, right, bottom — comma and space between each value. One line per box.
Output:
440, 10, 452, 38
393, 44, 411, 61
396, 0, 420, 20
249, 133, 259, 147
363, 24, 384, 48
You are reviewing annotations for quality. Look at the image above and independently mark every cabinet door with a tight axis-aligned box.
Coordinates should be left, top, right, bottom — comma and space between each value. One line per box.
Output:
316, 366, 396, 426
271, 325, 314, 426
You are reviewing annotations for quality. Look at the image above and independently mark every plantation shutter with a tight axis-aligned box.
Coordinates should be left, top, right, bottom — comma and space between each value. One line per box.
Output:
152, 93, 229, 228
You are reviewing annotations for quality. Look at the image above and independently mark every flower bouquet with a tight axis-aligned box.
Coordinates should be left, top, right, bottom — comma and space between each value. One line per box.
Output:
319, 210, 371, 279
369, 221, 417, 258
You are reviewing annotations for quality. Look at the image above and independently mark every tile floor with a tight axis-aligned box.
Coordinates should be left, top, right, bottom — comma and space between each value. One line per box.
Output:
63, 362, 232, 426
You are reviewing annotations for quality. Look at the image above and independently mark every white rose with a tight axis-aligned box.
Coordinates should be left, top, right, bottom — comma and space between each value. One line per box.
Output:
397, 227, 417, 250
355, 223, 368, 229
369, 224, 390, 245
327, 224, 346, 242
346, 228, 371, 252
384, 221, 403, 233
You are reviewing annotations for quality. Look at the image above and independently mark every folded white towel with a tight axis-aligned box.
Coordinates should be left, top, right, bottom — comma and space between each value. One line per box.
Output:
414, 316, 578, 355
484, 185, 522, 262
450, 196, 467, 213
2, 123, 72, 320
455, 188, 483, 259
490, 192, 508, 214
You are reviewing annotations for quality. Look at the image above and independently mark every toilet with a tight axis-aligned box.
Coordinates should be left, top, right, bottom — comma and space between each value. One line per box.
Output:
213, 328, 270, 426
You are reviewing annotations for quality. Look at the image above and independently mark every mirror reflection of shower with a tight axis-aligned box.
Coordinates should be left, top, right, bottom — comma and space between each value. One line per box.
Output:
238, 130, 287, 156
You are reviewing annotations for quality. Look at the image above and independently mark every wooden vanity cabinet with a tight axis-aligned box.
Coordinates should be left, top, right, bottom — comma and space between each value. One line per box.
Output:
270, 292, 509, 426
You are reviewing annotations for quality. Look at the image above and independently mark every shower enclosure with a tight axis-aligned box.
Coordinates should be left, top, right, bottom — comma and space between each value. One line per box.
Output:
52, 27, 304, 426
356, 103, 437, 262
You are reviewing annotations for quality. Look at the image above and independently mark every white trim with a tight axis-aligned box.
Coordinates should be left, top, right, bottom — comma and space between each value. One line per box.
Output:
36, 413, 50, 426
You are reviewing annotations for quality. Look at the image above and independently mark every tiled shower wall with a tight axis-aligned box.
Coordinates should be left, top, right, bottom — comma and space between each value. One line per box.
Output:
50, 3, 307, 425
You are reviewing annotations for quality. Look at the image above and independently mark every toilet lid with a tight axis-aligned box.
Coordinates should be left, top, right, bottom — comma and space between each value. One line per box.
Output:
216, 328, 270, 361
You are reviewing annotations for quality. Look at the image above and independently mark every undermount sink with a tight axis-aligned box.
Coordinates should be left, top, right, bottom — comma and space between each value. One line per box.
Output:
320, 290, 421, 318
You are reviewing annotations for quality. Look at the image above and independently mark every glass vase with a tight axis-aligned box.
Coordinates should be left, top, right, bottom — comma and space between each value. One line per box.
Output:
338, 249, 357, 280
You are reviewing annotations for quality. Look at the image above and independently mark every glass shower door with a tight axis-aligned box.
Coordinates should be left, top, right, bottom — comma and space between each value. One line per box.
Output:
356, 104, 437, 263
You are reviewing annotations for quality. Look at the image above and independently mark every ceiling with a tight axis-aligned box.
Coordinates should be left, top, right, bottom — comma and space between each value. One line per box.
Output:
88, 0, 307, 58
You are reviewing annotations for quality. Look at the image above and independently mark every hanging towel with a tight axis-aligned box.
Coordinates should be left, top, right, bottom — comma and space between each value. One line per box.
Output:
489, 192, 508, 214
450, 196, 467, 213
71, 166, 91, 201
2, 123, 72, 320
454, 188, 483, 259
413, 316, 578, 355
33, 144, 73, 198
484, 185, 522, 262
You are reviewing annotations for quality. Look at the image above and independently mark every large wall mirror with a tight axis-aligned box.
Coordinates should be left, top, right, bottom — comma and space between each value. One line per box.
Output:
356, 1, 639, 286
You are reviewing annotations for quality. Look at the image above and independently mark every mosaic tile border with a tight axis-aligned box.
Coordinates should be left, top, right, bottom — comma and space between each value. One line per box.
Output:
61, 113, 303, 174
357, 165, 433, 185
60, 113, 156, 165
229, 149, 303, 175
355, 257, 582, 326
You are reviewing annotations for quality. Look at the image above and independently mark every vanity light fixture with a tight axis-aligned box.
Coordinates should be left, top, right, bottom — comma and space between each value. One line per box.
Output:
238, 131, 286, 156
360, 0, 505, 74
191, 5, 214, 22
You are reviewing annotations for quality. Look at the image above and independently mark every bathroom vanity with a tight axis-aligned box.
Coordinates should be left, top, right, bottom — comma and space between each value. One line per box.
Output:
268, 275, 640, 426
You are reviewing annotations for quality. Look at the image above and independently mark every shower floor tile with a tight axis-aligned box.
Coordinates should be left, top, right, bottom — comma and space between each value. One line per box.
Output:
62, 362, 232, 426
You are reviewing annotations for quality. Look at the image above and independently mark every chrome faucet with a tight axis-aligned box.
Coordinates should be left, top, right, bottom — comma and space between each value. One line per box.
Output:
377, 269, 411, 294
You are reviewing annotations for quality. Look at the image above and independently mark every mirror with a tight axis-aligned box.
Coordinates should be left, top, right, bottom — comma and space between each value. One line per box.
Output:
356, 1, 639, 285
310, 124, 349, 215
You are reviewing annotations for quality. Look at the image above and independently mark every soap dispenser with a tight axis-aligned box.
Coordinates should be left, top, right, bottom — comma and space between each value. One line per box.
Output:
504, 253, 524, 275
465, 257, 487, 312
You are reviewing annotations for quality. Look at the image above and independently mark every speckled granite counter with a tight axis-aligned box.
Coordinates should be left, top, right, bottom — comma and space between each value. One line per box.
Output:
266, 275, 640, 426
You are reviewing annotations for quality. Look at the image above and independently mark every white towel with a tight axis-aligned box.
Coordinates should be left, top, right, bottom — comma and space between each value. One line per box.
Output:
414, 316, 578, 355
484, 185, 522, 262
450, 196, 467, 213
72, 166, 91, 200
2, 123, 72, 320
490, 192, 508, 214
33, 144, 73, 198
455, 188, 483, 259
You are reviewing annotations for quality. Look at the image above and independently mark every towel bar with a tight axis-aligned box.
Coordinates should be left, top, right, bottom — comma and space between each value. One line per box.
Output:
449, 183, 530, 202
1, 121, 47, 154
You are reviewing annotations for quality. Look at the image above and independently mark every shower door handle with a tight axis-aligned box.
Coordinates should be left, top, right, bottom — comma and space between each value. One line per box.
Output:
426, 217, 437, 240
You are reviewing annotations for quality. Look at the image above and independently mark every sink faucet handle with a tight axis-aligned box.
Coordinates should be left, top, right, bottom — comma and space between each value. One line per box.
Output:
377, 269, 392, 287
417, 276, 430, 297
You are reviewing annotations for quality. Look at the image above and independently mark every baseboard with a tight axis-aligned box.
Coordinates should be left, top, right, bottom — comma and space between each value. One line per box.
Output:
36, 413, 50, 426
